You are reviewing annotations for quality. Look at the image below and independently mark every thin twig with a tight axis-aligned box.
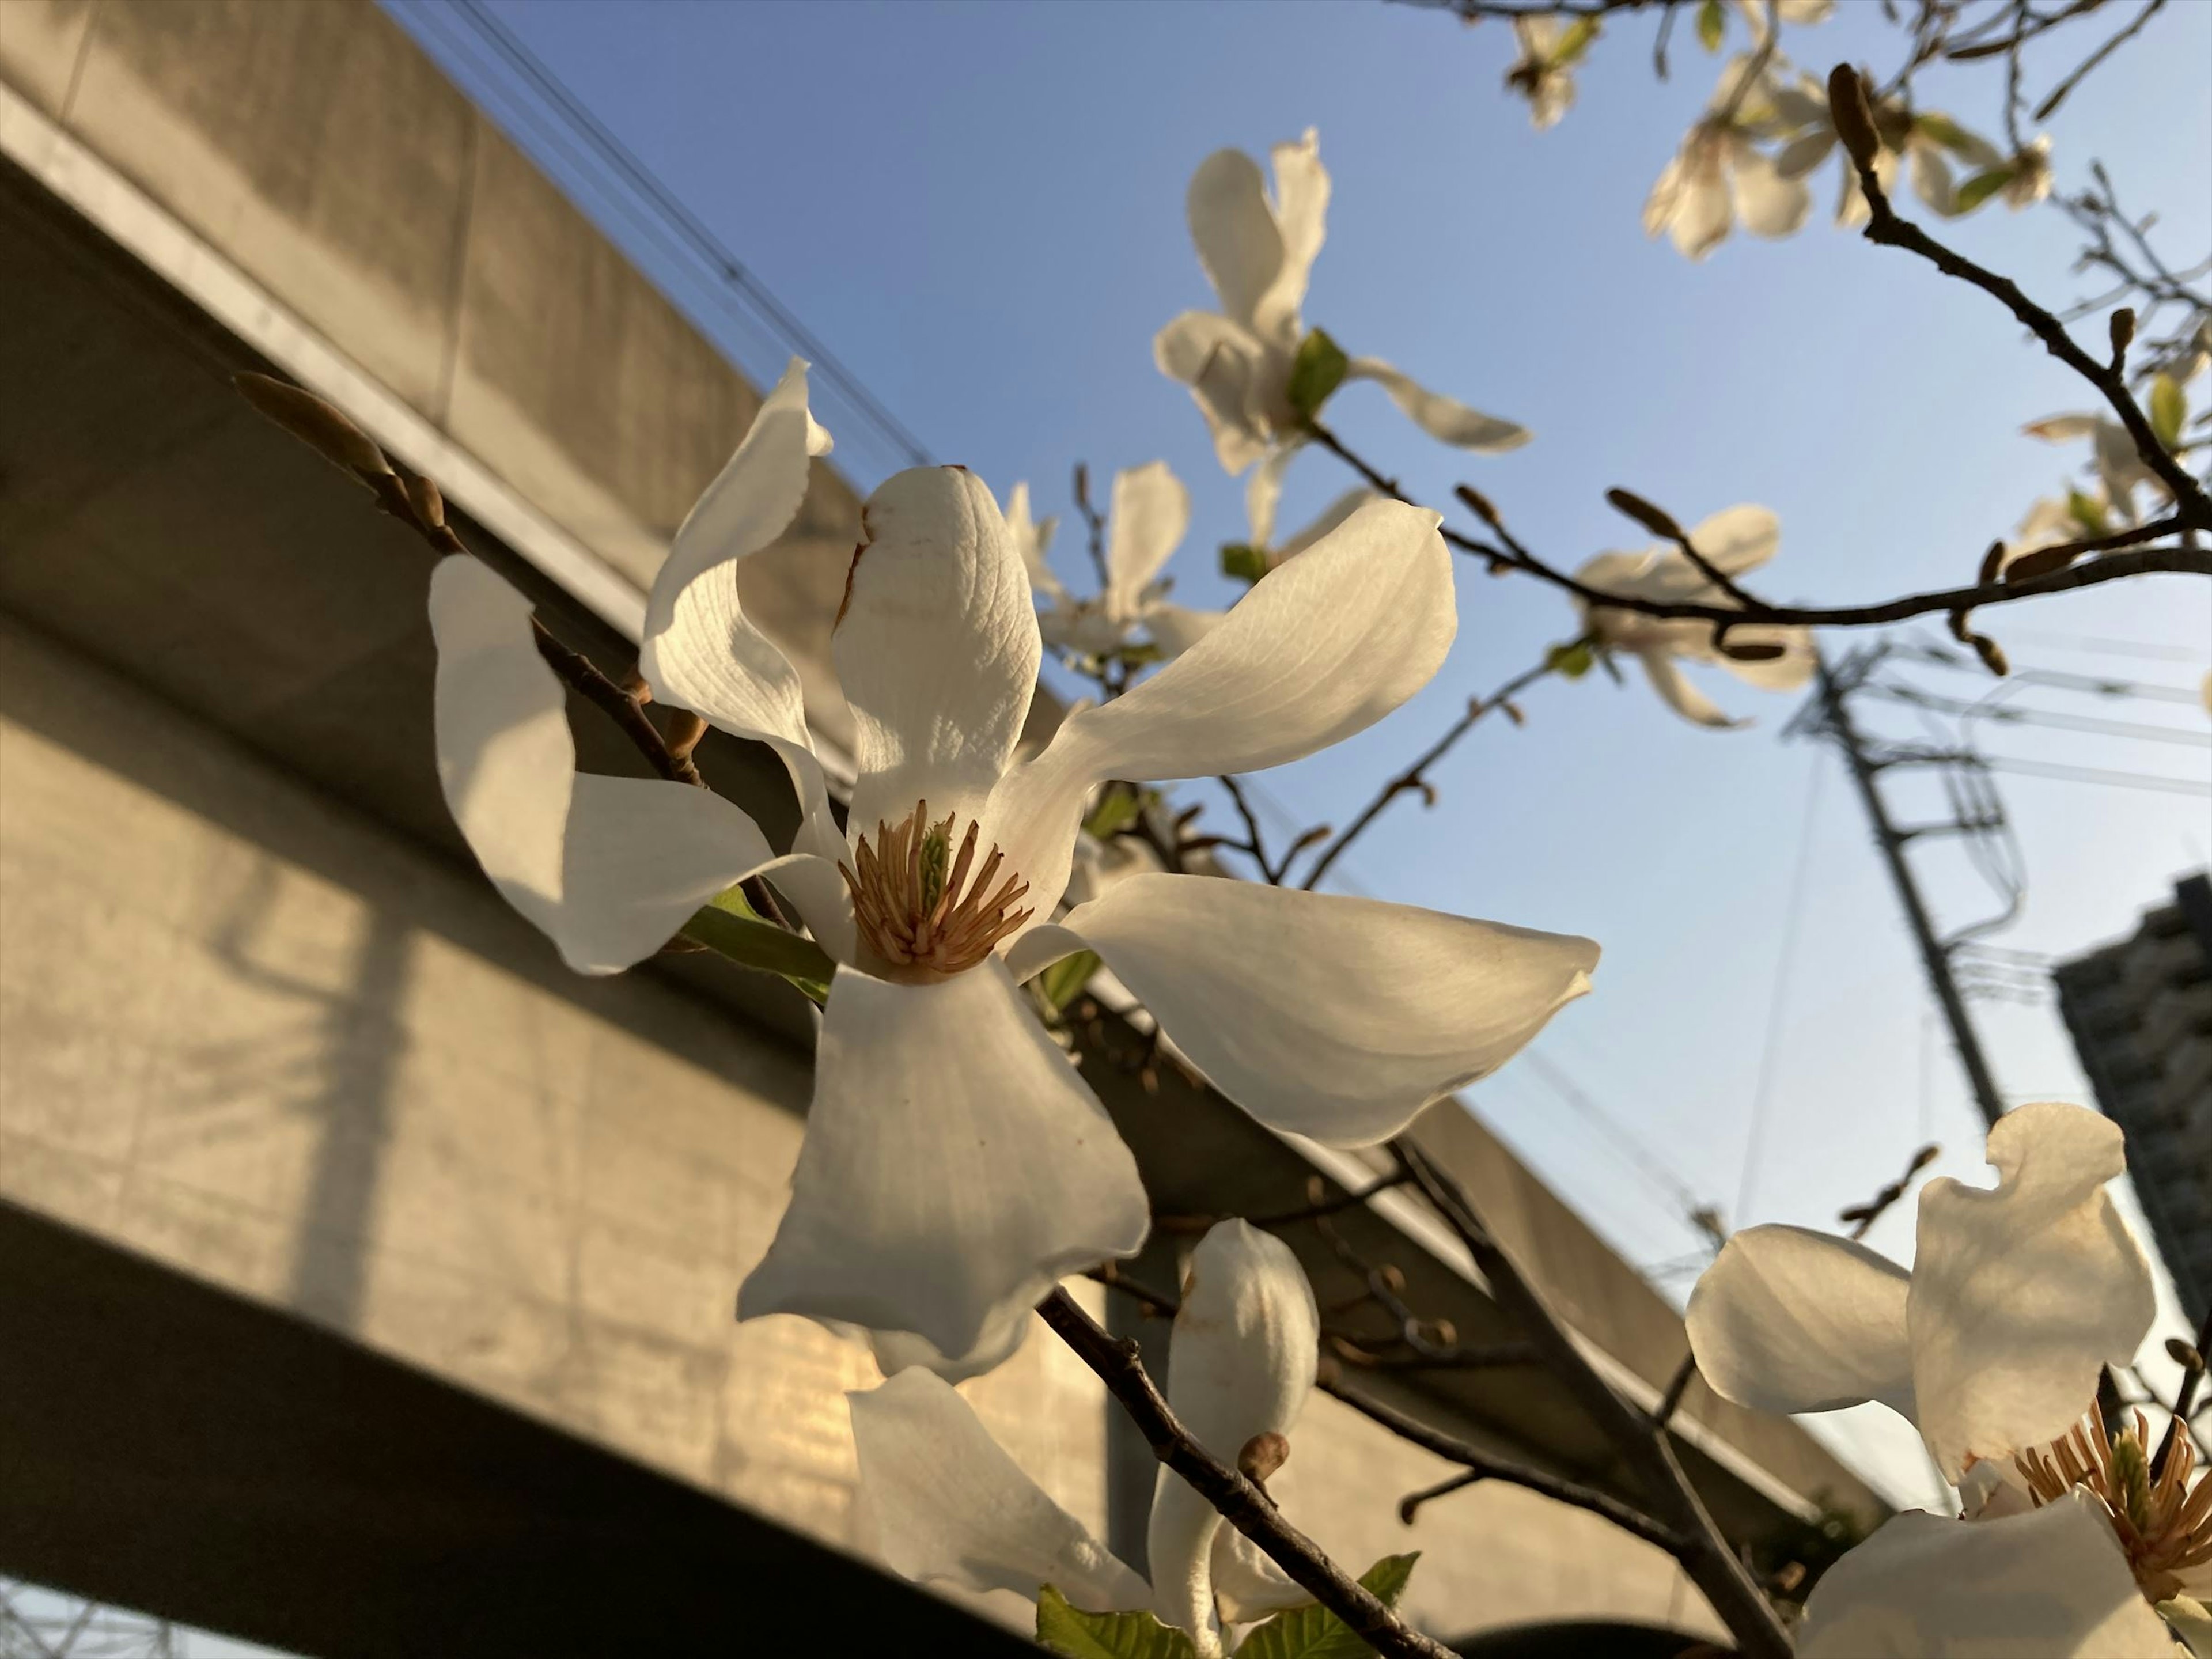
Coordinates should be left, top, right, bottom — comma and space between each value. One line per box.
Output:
1653, 1351, 1700, 1430
1036, 1289, 1456, 1659
1839, 1142, 1942, 1240
1300, 656, 1555, 891
2032, 0, 2165, 120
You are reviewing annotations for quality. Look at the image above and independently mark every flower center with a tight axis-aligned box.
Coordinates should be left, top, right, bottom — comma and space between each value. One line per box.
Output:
2016, 1410, 2212, 1602
839, 801, 1033, 976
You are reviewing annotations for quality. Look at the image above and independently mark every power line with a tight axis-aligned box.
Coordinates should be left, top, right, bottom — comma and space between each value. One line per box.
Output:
1990, 628, 2207, 665
1734, 747, 1828, 1223
403, 0, 933, 478
1973, 752, 2212, 797
1515, 1048, 1711, 1228
1862, 681, 2212, 747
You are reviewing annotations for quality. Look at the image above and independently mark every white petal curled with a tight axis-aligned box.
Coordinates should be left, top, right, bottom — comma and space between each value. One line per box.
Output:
1910, 1101, 2157, 1479
1687, 505, 1781, 577
1252, 130, 1328, 349
866, 1300, 1035, 1385
737, 961, 1150, 1362
430, 556, 778, 975
1187, 148, 1285, 336
984, 498, 1453, 950
1008, 480, 1066, 604
1107, 461, 1191, 620
1149, 1222, 1319, 1646
638, 361, 843, 862
1729, 136, 1813, 238
1154, 312, 1275, 475
1638, 649, 1744, 729
849, 1369, 1151, 1613
837, 467, 1042, 832
1797, 1491, 2178, 1658
1343, 357, 1531, 453
1009, 876, 1598, 1147
1687, 1225, 1917, 1423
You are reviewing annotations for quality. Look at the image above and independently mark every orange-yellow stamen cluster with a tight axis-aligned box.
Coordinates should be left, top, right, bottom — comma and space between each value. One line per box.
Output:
839, 801, 1032, 976
2016, 1409, 2212, 1601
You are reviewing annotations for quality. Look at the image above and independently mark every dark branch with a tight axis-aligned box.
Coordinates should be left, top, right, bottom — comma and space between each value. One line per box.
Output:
1036, 1289, 1456, 1659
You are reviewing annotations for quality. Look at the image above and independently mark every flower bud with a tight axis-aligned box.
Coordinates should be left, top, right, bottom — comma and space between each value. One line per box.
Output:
1721, 640, 1789, 662
2167, 1337, 2204, 1373
1605, 487, 1685, 543
233, 373, 391, 480
1454, 483, 1502, 528
1976, 541, 2006, 586
2110, 307, 2136, 360
1238, 1431, 1290, 1486
402, 471, 447, 531
1827, 64, 1883, 175
1971, 632, 2009, 677
2003, 543, 2084, 582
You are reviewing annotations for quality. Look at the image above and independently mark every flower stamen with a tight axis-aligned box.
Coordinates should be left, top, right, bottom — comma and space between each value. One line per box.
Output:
2016, 1410, 2212, 1602
839, 801, 1032, 976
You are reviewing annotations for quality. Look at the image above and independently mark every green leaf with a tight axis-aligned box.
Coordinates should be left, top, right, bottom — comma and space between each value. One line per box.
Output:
1036, 1587, 1198, 1659
1233, 1554, 1421, 1659
1695, 0, 1725, 52
1912, 111, 1982, 156
1036, 949, 1103, 1013
1286, 327, 1350, 422
1550, 15, 1599, 66
1220, 542, 1271, 586
1544, 641, 1596, 680
2149, 373, 2187, 449
1951, 165, 2016, 214
2066, 487, 2112, 537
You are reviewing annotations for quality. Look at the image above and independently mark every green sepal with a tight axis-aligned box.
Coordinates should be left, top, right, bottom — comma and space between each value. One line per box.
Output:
1083, 786, 1147, 841
681, 897, 836, 1006
1551, 15, 1599, 66
1233, 1553, 1421, 1659
2149, 373, 2187, 450
1544, 641, 1596, 680
1220, 543, 1271, 586
2066, 487, 2112, 537
1036, 949, 1103, 1013
1035, 1587, 1198, 1659
1287, 327, 1350, 422
1951, 165, 2015, 214
1695, 0, 1725, 52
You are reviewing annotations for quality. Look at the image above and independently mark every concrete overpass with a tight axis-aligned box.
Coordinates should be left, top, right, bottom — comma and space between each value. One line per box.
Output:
0, 2, 1882, 1651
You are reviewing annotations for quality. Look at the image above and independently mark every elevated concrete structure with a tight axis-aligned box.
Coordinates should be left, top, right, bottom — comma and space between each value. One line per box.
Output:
0, 2, 1880, 1650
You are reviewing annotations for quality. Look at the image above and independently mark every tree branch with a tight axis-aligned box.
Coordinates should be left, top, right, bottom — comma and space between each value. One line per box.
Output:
1388, 1139, 1795, 1659
1036, 1288, 1457, 1659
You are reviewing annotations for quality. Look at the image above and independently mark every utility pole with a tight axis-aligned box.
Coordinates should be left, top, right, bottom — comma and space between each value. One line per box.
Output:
1807, 652, 2010, 1129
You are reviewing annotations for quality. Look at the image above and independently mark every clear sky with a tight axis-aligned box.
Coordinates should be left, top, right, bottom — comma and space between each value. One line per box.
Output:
388, 0, 2211, 1506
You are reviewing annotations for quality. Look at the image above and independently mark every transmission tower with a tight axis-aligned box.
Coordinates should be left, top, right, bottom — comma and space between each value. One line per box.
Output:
0, 1582, 183, 1659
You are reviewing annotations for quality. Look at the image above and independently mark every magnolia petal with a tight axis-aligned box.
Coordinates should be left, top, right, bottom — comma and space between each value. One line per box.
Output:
1687, 1225, 1917, 1423
1797, 1491, 2177, 1658
641, 358, 819, 755
1252, 129, 1327, 349
1687, 505, 1781, 577
1638, 649, 1745, 729
1729, 137, 1813, 239
737, 961, 1149, 1361
1774, 127, 1838, 180
1149, 1222, 1319, 1645
1142, 603, 1226, 660
1009, 480, 1066, 603
1187, 148, 1286, 336
1273, 489, 1378, 566
866, 1301, 1034, 1386
1107, 461, 1191, 620
837, 467, 1042, 832
1209, 1526, 1312, 1623
429, 557, 779, 975
1911, 143, 1958, 215
985, 499, 1452, 948
1910, 1101, 2157, 1479
850, 1369, 1152, 1613
1154, 312, 1272, 475
1342, 357, 1532, 452
1010, 876, 1598, 1147
1245, 442, 1298, 552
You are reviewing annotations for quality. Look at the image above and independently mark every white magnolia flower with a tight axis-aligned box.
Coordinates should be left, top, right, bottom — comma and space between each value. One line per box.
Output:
1154, 130, 1529, 476
2026, 412, 2161, 527
2002, 135, 2056, 209
1644, 56, 1812, 261
1018, 463, 1225, 662
1688, 1103, 2194, 1650
1504, 15, 1597, 131
1771, 77, 2005, 225
1571, 504, 1815, 728
430, 359, 1599, 1375
851, 1221, 1321, 1655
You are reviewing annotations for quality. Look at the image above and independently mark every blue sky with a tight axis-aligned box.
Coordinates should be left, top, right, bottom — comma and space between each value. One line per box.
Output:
389, 0, 2210, 1503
